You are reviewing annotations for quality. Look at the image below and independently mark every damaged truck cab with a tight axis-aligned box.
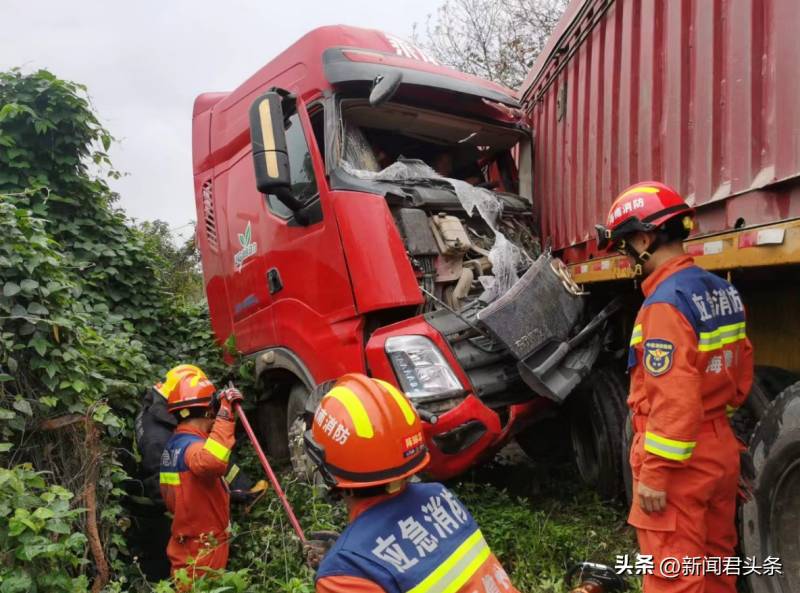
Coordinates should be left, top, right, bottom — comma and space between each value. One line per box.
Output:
193, 26, 600, 480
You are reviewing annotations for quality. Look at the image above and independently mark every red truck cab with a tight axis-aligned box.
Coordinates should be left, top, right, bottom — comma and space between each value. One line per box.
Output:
192, 26, 588, 479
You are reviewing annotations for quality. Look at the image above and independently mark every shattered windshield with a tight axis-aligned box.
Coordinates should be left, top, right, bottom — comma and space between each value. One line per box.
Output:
337, 100, 523, 189
336, 100, 532, 303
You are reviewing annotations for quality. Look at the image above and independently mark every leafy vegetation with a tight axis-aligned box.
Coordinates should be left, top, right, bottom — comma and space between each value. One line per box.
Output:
0, 68, 225, 591
0, 68, 635, 592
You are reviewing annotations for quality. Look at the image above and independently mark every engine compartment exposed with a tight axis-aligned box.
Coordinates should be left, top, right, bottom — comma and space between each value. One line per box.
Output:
335, 99, 539, 314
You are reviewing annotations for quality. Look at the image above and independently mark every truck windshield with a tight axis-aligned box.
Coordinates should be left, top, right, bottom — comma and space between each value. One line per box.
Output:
336, 99, 525, 192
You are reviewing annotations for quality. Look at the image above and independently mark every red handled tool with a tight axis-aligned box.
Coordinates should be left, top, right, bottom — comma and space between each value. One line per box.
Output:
233, 399, 307, 544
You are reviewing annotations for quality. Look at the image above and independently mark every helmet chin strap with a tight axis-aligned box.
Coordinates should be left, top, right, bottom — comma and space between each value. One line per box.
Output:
621, 234, 662, 277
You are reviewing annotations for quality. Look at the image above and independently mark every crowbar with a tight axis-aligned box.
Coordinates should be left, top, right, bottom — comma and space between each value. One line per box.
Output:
233, 399, 307, 544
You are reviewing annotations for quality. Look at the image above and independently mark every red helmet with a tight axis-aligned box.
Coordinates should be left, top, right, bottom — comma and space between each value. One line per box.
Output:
304, 373, 429, 489
596, 181, 694, 251
167, 374, 217, 417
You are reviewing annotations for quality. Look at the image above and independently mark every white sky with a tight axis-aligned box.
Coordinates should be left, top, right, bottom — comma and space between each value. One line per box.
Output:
2, 0, 437, 241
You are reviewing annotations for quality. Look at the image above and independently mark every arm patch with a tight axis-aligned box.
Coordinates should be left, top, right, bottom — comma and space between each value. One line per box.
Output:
643, 339, 675, 376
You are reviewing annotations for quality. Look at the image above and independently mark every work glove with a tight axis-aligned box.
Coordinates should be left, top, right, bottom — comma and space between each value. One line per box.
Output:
216, 387, 244, 422
303, 530, 339, 569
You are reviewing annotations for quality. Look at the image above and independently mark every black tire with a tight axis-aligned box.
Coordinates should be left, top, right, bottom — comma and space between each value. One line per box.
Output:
287, 381, 333, 487
732, 367, 799, 444
621, 411, 634, 507
740, 380, 800, 593
286, 383, 315, 481
568, 367, 628, 500
515, 413, 571, 464
255, 395, 289, 462
753, 366, 799, 402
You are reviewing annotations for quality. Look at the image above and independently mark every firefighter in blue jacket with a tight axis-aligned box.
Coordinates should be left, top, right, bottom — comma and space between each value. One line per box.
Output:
303, 373, 520, 593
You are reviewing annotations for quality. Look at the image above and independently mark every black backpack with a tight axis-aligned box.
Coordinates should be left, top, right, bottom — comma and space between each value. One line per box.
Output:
134, 387, 177, 502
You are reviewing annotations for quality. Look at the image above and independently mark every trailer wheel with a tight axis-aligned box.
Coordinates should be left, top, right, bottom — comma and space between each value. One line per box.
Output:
568, 367, 628, 500
732, 366, 798, 444
621, 412, 634, 506
741, 380, 800, 593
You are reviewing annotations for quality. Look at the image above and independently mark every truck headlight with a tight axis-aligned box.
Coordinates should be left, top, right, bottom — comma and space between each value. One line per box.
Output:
385, 335, 463, 401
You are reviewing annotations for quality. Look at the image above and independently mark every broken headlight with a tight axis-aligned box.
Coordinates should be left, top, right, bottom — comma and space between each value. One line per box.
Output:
385, 335, 463, 401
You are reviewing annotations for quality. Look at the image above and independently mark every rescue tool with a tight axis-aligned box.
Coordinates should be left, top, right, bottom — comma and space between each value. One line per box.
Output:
229, 383, 307, 544
566, 562, 626, 593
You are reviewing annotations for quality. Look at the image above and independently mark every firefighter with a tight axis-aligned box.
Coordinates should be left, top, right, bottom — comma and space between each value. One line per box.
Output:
137, 365, 207, 501
304, 373, 520, 593
595, 181, 754, 593
159, 374, 243, 580
129, 364, 207, 580
130, 364, 260, 580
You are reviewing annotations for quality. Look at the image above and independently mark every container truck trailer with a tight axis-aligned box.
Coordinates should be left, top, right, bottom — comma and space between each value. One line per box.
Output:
520, 1, 800, 591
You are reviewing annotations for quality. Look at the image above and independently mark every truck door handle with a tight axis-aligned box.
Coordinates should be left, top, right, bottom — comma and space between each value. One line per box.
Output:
267, 268, 283, 294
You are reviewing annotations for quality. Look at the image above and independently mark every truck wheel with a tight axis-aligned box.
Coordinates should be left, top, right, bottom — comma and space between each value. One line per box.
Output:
621, 411, 634, 506
286, 383, 316, 482
732, 367, 798, 444
740, 380, 800, 593
255, 396, 289, 462
568, 367, 628, 500
515, 414, 571, 464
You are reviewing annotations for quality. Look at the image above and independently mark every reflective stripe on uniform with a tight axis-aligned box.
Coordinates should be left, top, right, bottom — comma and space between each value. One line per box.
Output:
324, 386, 374, 438
697, 322, 746, 352
160, 472, 181, 485
644, 431, 696, 461
726, 405, 738, 418
408, 529, 490, 593
630, 324, 643, 346
204, 438, 231, 463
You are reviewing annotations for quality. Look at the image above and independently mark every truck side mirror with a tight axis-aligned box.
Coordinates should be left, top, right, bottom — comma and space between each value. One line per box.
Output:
369, 71, 402, 107
249, 92, 303, 211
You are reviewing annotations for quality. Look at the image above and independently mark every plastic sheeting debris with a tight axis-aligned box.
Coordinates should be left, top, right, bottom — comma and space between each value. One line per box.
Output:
341, 158, 531, 302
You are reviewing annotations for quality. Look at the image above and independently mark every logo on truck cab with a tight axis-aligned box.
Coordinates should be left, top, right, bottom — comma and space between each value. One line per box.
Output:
234, 221, 257, 271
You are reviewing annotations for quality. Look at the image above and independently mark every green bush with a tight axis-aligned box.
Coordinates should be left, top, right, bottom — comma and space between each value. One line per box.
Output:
0, 466, 90, 592
0, 68, 227, 590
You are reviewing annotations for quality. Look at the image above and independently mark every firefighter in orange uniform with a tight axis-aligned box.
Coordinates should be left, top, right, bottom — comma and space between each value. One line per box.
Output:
159, 374, 243, 580
596, 182, 754, 593
304, 373, 520, 593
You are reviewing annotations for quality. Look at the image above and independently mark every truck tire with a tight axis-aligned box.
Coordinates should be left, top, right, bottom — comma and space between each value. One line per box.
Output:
732, 367, 798, 444
568, 367, 628, 500
515, 414, 571, 464
255, 395, 289, 462
286, 383, 316, 482
621, 411, 634, 506
740, 380, 800, 593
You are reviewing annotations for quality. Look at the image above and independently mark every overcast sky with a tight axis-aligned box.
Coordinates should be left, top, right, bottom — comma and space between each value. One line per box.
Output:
2, 0, 436, 241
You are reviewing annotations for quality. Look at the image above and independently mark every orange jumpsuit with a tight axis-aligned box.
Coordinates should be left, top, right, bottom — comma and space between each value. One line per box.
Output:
627, 255, 753, 593
160, 419, 235, 579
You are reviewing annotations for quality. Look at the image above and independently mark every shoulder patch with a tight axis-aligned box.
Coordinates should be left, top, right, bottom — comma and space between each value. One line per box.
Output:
643, 339, 675, 376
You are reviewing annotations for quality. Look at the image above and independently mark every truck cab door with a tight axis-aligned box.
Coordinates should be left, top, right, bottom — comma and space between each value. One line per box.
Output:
242, 102, 358, 367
